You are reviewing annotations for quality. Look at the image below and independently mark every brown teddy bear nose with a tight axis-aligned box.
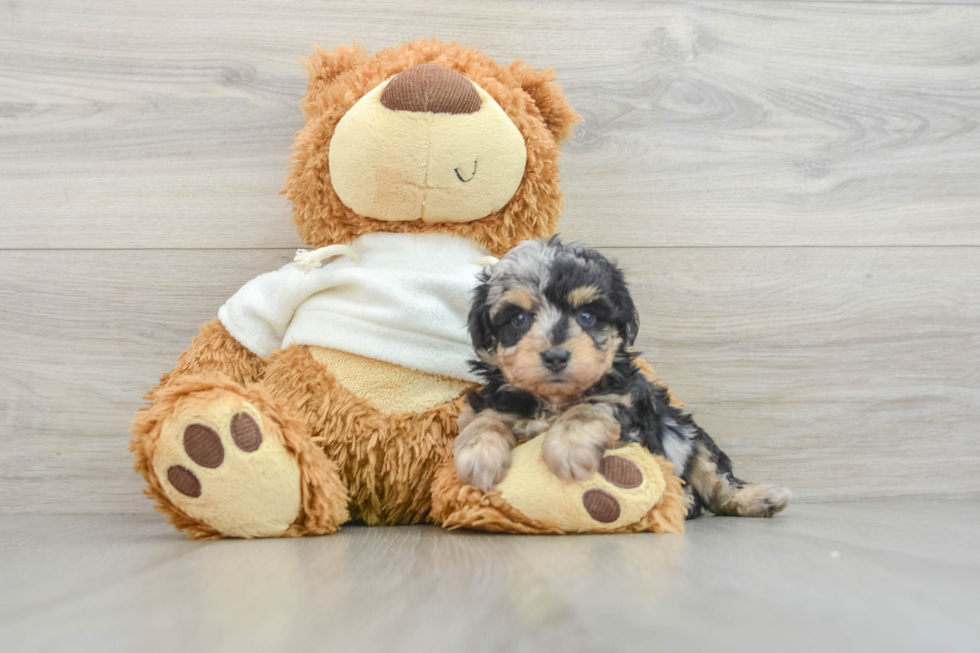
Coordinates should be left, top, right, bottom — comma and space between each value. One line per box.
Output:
380, 63, 482, 114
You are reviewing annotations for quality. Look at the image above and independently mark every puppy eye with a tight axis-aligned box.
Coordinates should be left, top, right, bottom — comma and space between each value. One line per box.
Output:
577, 310, 597, 328
510, 312, 529, 328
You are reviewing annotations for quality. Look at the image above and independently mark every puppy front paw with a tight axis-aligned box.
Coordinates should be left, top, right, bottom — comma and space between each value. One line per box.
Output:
542, 427, 605, 481
455, 439, 512, 492
454, 413, 517, 492
542, 404, 621, 482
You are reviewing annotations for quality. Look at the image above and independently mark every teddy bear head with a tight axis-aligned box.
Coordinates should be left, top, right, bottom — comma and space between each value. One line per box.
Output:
283, 40, 580, 256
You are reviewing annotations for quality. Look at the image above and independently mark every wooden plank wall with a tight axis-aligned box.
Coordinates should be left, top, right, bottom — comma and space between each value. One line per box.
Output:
2, 0, 978, 513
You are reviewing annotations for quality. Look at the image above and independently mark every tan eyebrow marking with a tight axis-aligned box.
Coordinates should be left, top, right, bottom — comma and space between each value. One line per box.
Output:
490, 286, 535, 317
568, 285, 600, 307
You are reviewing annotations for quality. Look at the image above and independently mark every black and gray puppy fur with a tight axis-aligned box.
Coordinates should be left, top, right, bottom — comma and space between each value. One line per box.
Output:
466, 237, 789, 519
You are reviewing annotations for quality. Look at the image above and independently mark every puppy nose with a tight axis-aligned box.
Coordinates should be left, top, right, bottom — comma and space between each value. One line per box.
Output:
540, 348, 571, 372
380, 63, 482, 115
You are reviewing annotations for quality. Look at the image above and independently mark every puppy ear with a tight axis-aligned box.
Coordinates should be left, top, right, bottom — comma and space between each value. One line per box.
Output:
300, 42, 369, 118
508, 61, 581, 143
621, 308, 640, 348
610, 266, 640, 348
467, 275, 495, 353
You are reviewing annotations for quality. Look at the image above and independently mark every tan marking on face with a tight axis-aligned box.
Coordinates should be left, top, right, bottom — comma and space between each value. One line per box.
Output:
495, 319, 622, 407
490, 286, 534, 318
568, 286, 600, 308
562, 330, 620, 395
496, 319, 551, 396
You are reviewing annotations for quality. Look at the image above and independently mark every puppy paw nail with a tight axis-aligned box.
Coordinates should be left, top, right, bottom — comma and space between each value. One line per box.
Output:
598, 456, 642, 489
582, 488, 621, 523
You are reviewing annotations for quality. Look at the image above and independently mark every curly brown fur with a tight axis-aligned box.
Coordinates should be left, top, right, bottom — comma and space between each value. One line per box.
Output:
283, 40, 580, 256
461, 238, 790, 519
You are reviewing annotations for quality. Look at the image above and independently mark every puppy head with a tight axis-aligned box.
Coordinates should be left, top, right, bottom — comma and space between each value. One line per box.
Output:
469, 237, 638, 404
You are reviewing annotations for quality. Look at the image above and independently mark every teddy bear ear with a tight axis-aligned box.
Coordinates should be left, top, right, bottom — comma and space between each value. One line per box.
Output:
508, 61, 582, 143
300, 43, 369, 118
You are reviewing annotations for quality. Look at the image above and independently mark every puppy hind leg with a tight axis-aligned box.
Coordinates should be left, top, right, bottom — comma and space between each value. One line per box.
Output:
687, 434, 790, 518
683, 486, 704, 520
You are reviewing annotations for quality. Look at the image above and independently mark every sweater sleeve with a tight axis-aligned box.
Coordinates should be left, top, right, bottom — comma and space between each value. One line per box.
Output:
217, 261, 342, 357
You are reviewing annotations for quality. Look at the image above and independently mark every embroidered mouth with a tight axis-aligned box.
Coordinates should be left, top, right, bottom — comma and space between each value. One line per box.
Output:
454, 160, 477, 183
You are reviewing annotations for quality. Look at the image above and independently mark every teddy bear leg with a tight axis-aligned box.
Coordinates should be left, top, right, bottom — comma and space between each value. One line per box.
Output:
131, 374, 349, 539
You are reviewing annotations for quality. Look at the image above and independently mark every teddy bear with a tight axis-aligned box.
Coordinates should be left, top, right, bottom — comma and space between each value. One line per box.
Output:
130, 39, 686, 539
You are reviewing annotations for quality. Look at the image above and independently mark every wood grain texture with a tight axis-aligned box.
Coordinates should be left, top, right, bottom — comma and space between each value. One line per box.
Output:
2, 0, 980, 248
2, 505, 980, 651
0, 248, 977, 513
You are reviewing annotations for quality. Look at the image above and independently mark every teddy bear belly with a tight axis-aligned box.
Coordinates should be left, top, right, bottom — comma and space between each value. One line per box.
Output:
308, 346, 476, 414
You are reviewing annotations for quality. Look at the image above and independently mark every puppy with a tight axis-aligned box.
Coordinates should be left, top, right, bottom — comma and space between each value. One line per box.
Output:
454, 237, 790, 518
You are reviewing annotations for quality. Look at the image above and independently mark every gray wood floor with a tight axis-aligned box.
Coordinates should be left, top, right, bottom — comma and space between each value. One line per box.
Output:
1, 500, 978, 652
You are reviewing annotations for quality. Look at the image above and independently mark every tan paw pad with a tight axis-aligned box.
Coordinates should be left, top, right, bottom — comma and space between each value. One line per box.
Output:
153, 397, 302, 538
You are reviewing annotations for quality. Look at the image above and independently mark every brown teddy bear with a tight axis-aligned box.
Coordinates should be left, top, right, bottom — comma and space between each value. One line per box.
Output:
130, 39, 686, 539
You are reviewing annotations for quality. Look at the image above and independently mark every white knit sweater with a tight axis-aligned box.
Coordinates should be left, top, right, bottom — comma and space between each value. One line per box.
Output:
217, 232, 490, 382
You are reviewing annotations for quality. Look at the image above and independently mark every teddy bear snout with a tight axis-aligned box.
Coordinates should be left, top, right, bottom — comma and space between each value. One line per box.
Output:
380, 63, 482, 115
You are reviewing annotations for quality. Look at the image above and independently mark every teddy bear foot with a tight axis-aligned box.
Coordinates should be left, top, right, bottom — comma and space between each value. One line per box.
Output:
132, 376, 349, 539
431, 437, 688, 535
154, 403, 303, 538
494, 438, 682, 532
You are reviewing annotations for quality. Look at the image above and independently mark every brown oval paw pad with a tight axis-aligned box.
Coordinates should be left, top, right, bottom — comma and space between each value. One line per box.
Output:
183, 424, 224, 468
583, 488, 621, 523
598, 456, 642, 489
231, 413, 262, 452
167, 465, 201, 498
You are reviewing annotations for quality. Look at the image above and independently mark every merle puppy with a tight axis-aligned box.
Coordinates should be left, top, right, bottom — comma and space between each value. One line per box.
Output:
454, 237, 789, 518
